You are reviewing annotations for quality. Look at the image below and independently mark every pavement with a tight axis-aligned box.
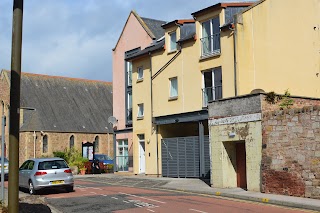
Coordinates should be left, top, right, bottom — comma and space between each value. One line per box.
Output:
74, 173, 320, 212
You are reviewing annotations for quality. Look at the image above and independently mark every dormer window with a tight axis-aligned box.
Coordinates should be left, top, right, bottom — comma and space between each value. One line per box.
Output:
201, 17, 220, 57
169, 31, 177, 52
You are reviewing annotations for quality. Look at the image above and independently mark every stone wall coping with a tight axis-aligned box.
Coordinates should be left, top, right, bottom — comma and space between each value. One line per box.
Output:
209, 93, 320, 104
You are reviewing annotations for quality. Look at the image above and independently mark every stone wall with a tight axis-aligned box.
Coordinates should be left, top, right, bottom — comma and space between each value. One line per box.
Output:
19, 131, 114, 165
262, 105, 320, 198
0, 71, 10, 157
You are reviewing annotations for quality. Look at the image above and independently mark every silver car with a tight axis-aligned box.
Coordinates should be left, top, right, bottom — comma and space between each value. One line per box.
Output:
0, 156, 9, 180
19, 157, 74, 195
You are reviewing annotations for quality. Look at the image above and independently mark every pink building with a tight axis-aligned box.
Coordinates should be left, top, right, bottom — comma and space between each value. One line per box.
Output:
112, 11, 165, 172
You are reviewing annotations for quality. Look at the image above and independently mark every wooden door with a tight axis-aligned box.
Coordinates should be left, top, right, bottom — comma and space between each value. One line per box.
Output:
236, 143, 247, 189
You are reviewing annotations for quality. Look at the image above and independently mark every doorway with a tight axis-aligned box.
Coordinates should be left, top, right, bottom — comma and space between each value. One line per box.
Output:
138, 134, 145, 174
236, 142, 247, 189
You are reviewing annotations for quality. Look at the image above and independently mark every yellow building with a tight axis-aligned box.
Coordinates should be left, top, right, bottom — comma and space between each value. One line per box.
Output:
127, 0, 320, 181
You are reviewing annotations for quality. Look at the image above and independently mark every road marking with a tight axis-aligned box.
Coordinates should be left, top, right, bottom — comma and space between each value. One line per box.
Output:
189, 209, 207, 213
123, 200, 130, 203
111, 197, 118, 200
102, 194, 108, 197
134, 204, 142, 208
119, 192, 166, 204
147, 209, 155, 212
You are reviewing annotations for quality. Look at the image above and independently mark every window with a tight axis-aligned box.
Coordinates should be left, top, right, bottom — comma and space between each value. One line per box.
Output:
43, 135, 48, 153
69, 135, 74, 149
201, 17, 220, 56
127, 61, 132, 86
127, 91, 132, 123
169, 77, 178, 98
137, 67, 143, 81
202, 67, 222, 107
137, 103, 144, 118
169, 31, 177, 51
95, 136, 99, 152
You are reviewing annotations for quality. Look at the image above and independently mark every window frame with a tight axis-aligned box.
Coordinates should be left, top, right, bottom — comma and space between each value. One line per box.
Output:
94, 136, 99, 153
169, 31, 177, 52
169, 77, 178, 99
137, 103, 144, 119
137, 66, 144, 81
69, 135, 74, 149
42, 135, 48, 153
201, 16, 221, 57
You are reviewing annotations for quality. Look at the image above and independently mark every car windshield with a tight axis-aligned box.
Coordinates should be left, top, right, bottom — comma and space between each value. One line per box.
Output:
38, 160, 68, 170
95, 155, 111, 161
0, 157, 9, 163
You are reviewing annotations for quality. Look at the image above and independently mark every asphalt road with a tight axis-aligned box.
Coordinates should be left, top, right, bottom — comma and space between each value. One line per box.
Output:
41, 177, 315, 213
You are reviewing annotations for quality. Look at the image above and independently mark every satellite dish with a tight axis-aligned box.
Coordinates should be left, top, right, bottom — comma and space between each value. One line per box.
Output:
108, 116, 118, 125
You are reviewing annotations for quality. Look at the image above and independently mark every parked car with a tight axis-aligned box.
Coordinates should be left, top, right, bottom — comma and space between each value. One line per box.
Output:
0, 156, 9, 180
93, 154, 113, 166
19, 157, 74, 195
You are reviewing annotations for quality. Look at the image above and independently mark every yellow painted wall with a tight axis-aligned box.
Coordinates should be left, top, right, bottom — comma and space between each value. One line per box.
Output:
132, 57, 160, 175
236, 0, 320, 97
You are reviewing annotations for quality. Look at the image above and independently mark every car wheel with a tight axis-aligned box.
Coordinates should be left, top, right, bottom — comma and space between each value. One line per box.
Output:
28, 181, 37, 195
66, 186, 74, 192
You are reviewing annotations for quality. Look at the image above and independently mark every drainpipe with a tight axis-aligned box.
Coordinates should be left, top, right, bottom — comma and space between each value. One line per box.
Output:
33, 131, 36, 158
232, 19, 238, 96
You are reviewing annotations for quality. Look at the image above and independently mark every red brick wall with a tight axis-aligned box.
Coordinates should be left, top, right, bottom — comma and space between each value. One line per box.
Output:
261, 99, 320, 199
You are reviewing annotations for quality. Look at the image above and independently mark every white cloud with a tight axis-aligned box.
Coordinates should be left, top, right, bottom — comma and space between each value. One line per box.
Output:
0, 0, 255, 82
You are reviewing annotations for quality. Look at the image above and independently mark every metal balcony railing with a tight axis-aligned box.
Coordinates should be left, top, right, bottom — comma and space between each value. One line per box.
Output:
202, 86, 222, 107
200, 33, 221, 57
115, 156, 133, 172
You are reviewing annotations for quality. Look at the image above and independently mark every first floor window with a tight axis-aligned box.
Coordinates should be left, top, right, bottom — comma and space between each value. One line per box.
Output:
43, 135, 48, 153
137, 103, 144, 118
169, 77, 178, 98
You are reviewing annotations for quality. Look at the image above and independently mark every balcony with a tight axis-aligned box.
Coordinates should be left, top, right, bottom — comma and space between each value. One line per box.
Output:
200, 33, 221, 57
202, 86, 222, 108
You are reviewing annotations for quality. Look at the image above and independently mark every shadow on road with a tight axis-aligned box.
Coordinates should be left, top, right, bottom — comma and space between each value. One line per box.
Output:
19, 203, 51, 213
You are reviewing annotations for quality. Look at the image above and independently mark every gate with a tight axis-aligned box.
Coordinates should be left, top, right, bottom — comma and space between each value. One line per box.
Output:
161, 136, 210, 178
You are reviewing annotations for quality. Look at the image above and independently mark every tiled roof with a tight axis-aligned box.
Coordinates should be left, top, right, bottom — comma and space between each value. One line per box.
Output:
2, 70, 113, 133
141, 17, 166, 39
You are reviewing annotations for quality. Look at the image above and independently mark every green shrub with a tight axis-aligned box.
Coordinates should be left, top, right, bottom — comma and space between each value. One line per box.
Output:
53, 151, 67, 160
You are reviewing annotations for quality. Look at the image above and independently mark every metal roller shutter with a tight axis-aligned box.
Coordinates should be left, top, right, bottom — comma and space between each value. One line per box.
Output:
161, 136, 209, 178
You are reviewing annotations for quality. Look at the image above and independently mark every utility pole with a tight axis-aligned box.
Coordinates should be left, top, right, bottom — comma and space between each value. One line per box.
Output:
8, 0, 23, 212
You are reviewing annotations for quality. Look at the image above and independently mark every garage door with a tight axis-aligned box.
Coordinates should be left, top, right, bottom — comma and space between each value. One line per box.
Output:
161, 136, 210, 178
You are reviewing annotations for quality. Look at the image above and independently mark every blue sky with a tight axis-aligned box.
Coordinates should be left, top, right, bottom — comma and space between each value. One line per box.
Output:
0, 0, 253, 82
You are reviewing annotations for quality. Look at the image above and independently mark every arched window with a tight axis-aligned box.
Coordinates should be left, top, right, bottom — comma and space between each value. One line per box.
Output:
43, 135, 48, 153
94, 136, 99, 152
69, 135, 74, 149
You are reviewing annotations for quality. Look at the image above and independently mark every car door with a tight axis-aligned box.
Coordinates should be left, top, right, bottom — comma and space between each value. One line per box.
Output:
19, 161, 30, 187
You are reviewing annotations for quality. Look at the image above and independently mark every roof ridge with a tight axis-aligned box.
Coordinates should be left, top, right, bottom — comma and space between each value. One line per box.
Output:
2, 69, 112, 85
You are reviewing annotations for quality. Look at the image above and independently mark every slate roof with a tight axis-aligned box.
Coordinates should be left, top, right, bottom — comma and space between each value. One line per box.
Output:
126, 39, 165, 61
2, 70, 113, 134
141, 17, 166, 40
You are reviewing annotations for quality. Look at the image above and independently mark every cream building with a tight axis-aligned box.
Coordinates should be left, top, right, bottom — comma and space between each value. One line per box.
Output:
127, 0, 320, 193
